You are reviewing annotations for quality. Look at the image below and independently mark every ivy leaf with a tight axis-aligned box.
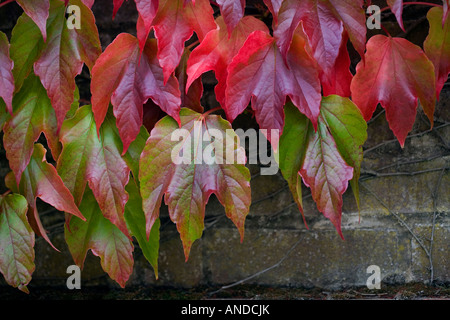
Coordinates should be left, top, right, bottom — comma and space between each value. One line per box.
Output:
9, 12, 44, 94
16, 0, 50, 41
216, 0, 246, 35
187, 16, 269, 109
57, 105, 131, 238
124, 179, 159, 278
176, 48, 204, 113
34, 0, 101, 131
0, 31, 14, 115
424, 7, 450, 99
91, 34, 181, 154
320, 32, 353, 97
273, 0, 366, 73
0, 194, 34, 293
351, 35, 436, 147
7, 144, 85, 250
152, 0, 216, 83
65, 187, 134, 288
387, 0, 405, 31
320, 95, 367, 213
0, 100, 8, 132
3, 74, 60, 185
263, 0, 282, 23
279, 96, 365, 238
443, 0, 449, 26
135, 0, 159, 51
139, 108, 251, 259
225, 30, 321, 148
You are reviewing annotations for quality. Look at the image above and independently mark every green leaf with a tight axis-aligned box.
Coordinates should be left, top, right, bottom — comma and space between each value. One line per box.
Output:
65, 187, 134, 288
123, 125, 149, 186
424, 6, 450, 99
0, 99, 9, 132
0, 193, 34, 293
139, 108, 251, 259
124, 179, 159, 278
277, 102, 311, 226
9, 12, 45, 93
3, 73, 60, 185
57, 105, 131, 238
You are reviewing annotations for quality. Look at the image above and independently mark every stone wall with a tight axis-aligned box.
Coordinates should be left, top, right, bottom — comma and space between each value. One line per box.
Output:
0, 0, 448, 291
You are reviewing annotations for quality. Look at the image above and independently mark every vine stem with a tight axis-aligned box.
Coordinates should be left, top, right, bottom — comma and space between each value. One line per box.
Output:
0, 0, 15, 8
380, 1, 443, 13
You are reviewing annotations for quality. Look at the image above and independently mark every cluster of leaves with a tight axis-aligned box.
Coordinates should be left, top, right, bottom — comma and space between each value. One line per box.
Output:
0, 0, 449, 292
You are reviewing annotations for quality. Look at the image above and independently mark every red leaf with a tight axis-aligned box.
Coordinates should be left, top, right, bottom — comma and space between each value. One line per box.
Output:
91, 33, 181, 154
135, 0, 159, 51
225, 30, 321, 148
186, 16, 269, 109
263, 0, 282, 23
216, 0, 246, 35
0, 32, 14, 115
424, 6, 450, 99
444, 0, 449, 26
320, 32, 353, 97
113, 0, 125, 18
274, 0, 366, 73
34, 0, 101, 131
351, 35, 436, 147
387, 0, 405, 31
152, 0, 216, 83
16, 0, 50, 41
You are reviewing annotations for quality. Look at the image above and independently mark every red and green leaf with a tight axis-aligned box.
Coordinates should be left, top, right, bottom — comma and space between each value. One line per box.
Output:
16, 0, 50, 41
65, 187, 134, 288
3, 74, 60, 185
0, 31, 14, 115
6, 144, 85, 250
351, 35, 436, 147
57, 105, 131, 238
139, 108, 251, 259
424, 6, 450, 99
91, 34, 181, 154
34, 0, 101, 131
176, 48, 204, 113
278, 96, 366, 238
0, 193, 34, 293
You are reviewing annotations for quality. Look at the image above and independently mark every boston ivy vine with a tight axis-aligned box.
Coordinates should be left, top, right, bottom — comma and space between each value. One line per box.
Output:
0, 0, 448, 292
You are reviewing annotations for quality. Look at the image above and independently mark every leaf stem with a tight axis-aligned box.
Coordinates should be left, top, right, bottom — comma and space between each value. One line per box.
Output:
202, 107, 222, 117
380, 1, 442, 13
0, 0, 15, 8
